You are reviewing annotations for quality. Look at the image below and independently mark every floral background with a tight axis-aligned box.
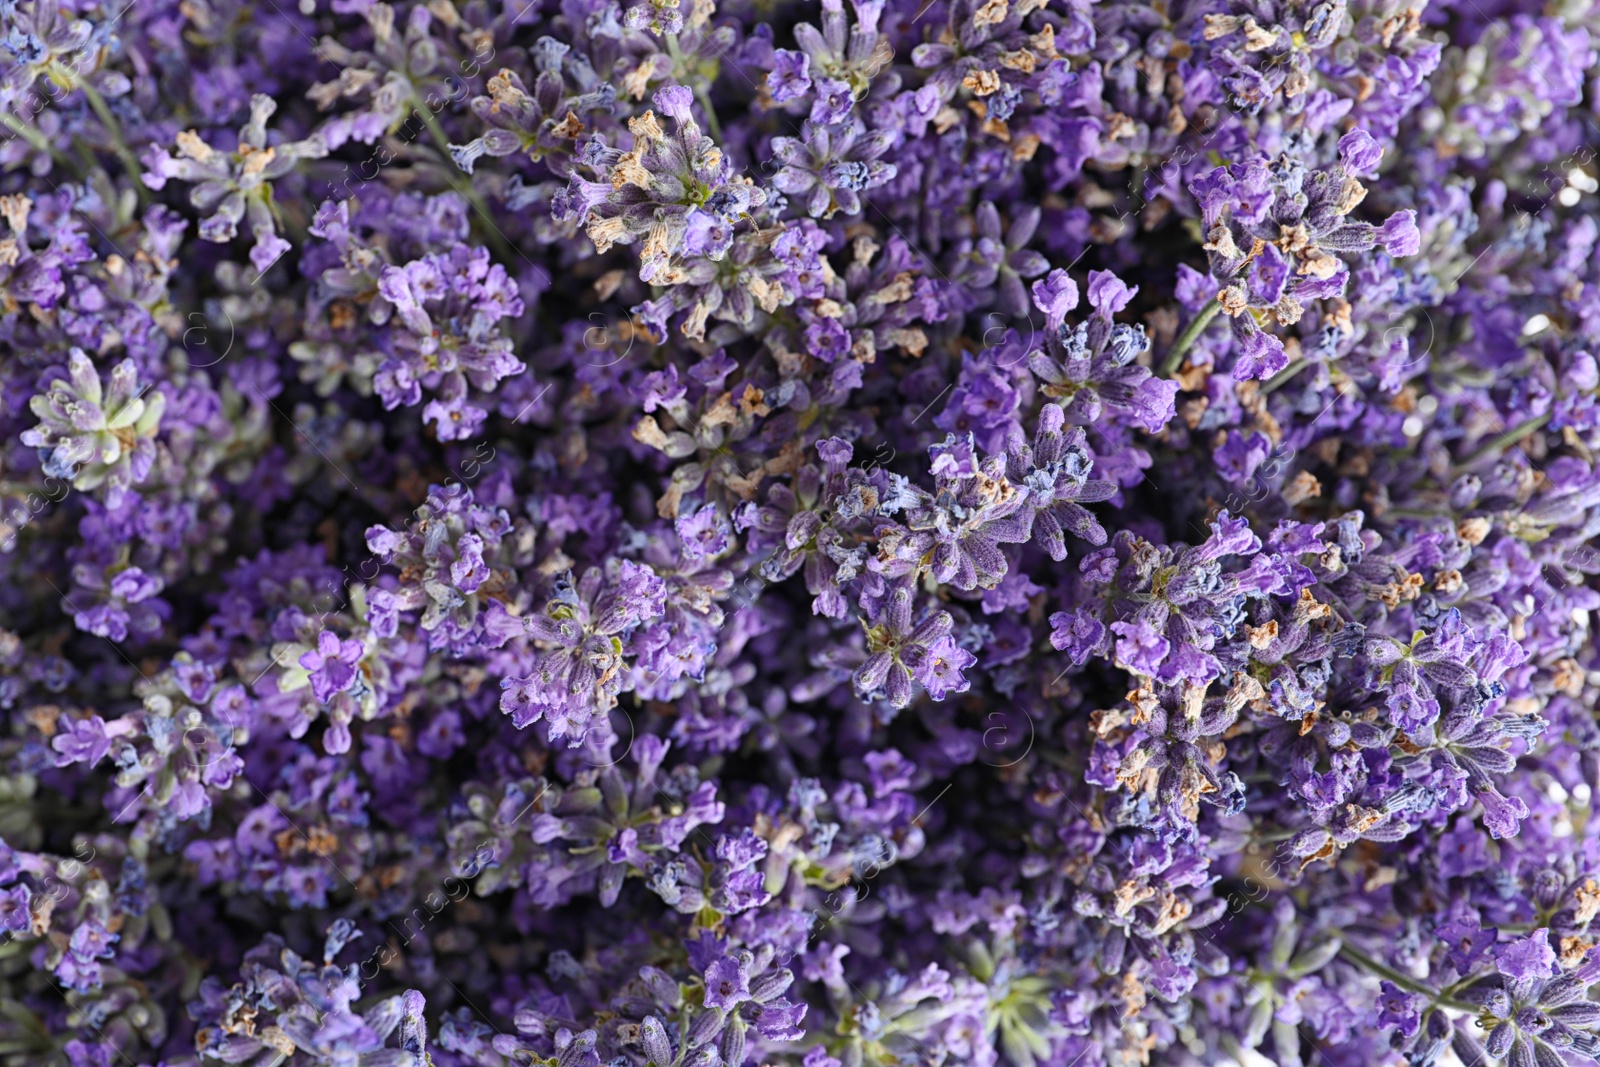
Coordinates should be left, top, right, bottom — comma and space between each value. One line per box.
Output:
1, 0, 1600, 1064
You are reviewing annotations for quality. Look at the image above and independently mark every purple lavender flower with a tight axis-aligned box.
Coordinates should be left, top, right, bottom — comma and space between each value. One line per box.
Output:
560, 85, 766, 283
853, 581, 975, 707
6, 3, 1600, 1067
297, 630, 364, 703
770, 117, 896, 219
500, 561, 667, 745
21, 350, 164, 507
142, 94, 326, 270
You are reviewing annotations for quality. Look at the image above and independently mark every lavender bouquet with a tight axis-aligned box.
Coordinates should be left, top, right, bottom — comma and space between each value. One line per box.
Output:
2, 0, 1600, 1064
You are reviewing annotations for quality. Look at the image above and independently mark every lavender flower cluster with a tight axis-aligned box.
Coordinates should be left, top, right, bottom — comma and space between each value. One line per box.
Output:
3, 0, 1600, 1064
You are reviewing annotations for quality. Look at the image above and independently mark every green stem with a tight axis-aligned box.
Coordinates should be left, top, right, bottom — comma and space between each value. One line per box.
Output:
263, 188, 308, 250
693, 85, 723, 141
665, 34, 722, 141
1260, 357, 1309, 395
412, 99, 515, 264
1160, 299, 1222, 377
1250, 827, 1300, 842
1339, 943, 1478, 1013
74, 76, 148, 202
0, 111, 70, 169
413, 103, 459, 172
1458, 411, 1552, 469
1339, 943, 1439, 997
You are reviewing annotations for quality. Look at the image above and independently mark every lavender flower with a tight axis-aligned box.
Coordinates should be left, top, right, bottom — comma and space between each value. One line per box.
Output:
5, 3, 1600, 1067
21, 350, 164, 507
